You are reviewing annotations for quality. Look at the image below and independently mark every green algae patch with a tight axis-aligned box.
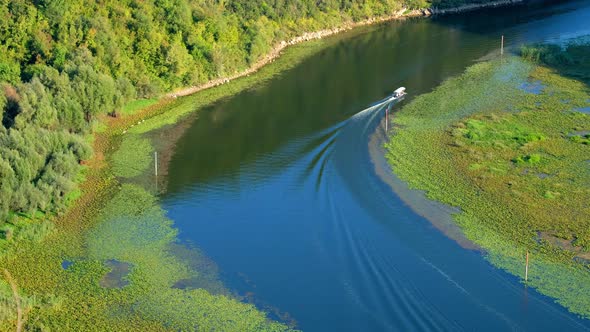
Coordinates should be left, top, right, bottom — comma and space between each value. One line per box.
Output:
111, 134, 153, 178
385, 54, 590, 317
81, 183, 291, 331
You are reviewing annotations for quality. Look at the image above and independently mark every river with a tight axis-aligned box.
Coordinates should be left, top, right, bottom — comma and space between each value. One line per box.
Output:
161, 1, 590, 331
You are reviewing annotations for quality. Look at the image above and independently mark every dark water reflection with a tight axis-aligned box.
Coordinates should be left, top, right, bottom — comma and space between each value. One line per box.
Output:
163, 1, 590, 331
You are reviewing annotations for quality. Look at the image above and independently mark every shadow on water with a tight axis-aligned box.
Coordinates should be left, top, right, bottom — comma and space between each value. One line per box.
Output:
161, 2, 590, 331
432, 0, 590, 38
169, 242, 228, 295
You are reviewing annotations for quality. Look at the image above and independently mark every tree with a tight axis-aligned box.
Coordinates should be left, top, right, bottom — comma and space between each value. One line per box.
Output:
0, 0, 465, 220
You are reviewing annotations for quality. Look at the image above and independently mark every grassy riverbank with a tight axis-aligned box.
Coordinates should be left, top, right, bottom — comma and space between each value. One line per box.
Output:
0, 37, 334, 331
385, 41, 590, 316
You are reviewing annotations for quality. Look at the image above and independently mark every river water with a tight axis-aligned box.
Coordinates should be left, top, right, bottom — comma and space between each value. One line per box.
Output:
162, 1, 590, 331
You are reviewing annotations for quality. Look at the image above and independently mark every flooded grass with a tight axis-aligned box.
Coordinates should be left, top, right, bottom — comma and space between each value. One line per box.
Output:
61, 260, 73, 270
385, 53, 590, 317
519, 80, 545, 94
111, 134, 153, 178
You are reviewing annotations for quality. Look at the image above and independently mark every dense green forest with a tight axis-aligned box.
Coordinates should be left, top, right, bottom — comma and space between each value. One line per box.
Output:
0, 0, 485, 221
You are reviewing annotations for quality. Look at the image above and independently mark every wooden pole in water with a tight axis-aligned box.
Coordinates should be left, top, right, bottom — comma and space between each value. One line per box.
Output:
525, 251, 529, 282
154, 151, 158, 177
501, 35, 504, 56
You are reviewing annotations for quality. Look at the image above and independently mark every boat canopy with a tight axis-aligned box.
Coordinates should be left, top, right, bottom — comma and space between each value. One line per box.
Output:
394, 87, 406, 95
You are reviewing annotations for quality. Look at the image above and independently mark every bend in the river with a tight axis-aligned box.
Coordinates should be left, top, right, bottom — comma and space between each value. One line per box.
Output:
161, 2, 590, 331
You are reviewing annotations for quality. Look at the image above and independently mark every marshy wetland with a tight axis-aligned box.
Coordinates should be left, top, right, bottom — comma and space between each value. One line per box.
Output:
385, 44, 590, 318
2, 1, 590, 331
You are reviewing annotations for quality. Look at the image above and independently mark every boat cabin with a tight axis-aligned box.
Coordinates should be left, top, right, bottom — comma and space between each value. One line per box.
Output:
393, 87, 406, 98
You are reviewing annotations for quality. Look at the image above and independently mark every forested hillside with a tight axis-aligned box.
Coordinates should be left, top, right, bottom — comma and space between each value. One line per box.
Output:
0, 0, 485, 221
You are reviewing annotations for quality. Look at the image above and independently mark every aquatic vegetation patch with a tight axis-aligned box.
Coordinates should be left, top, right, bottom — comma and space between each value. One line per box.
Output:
83, 183, 292, 331
521, 42, 590, 85
99, 260, 131, 289
569, 131, 590, 145
519, 80, 545, 94
455, 117, 546, 148
111, 134, 153, 178
386, 52, 590, 317
512, 153, 542, 165
169, 243, 228, 295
